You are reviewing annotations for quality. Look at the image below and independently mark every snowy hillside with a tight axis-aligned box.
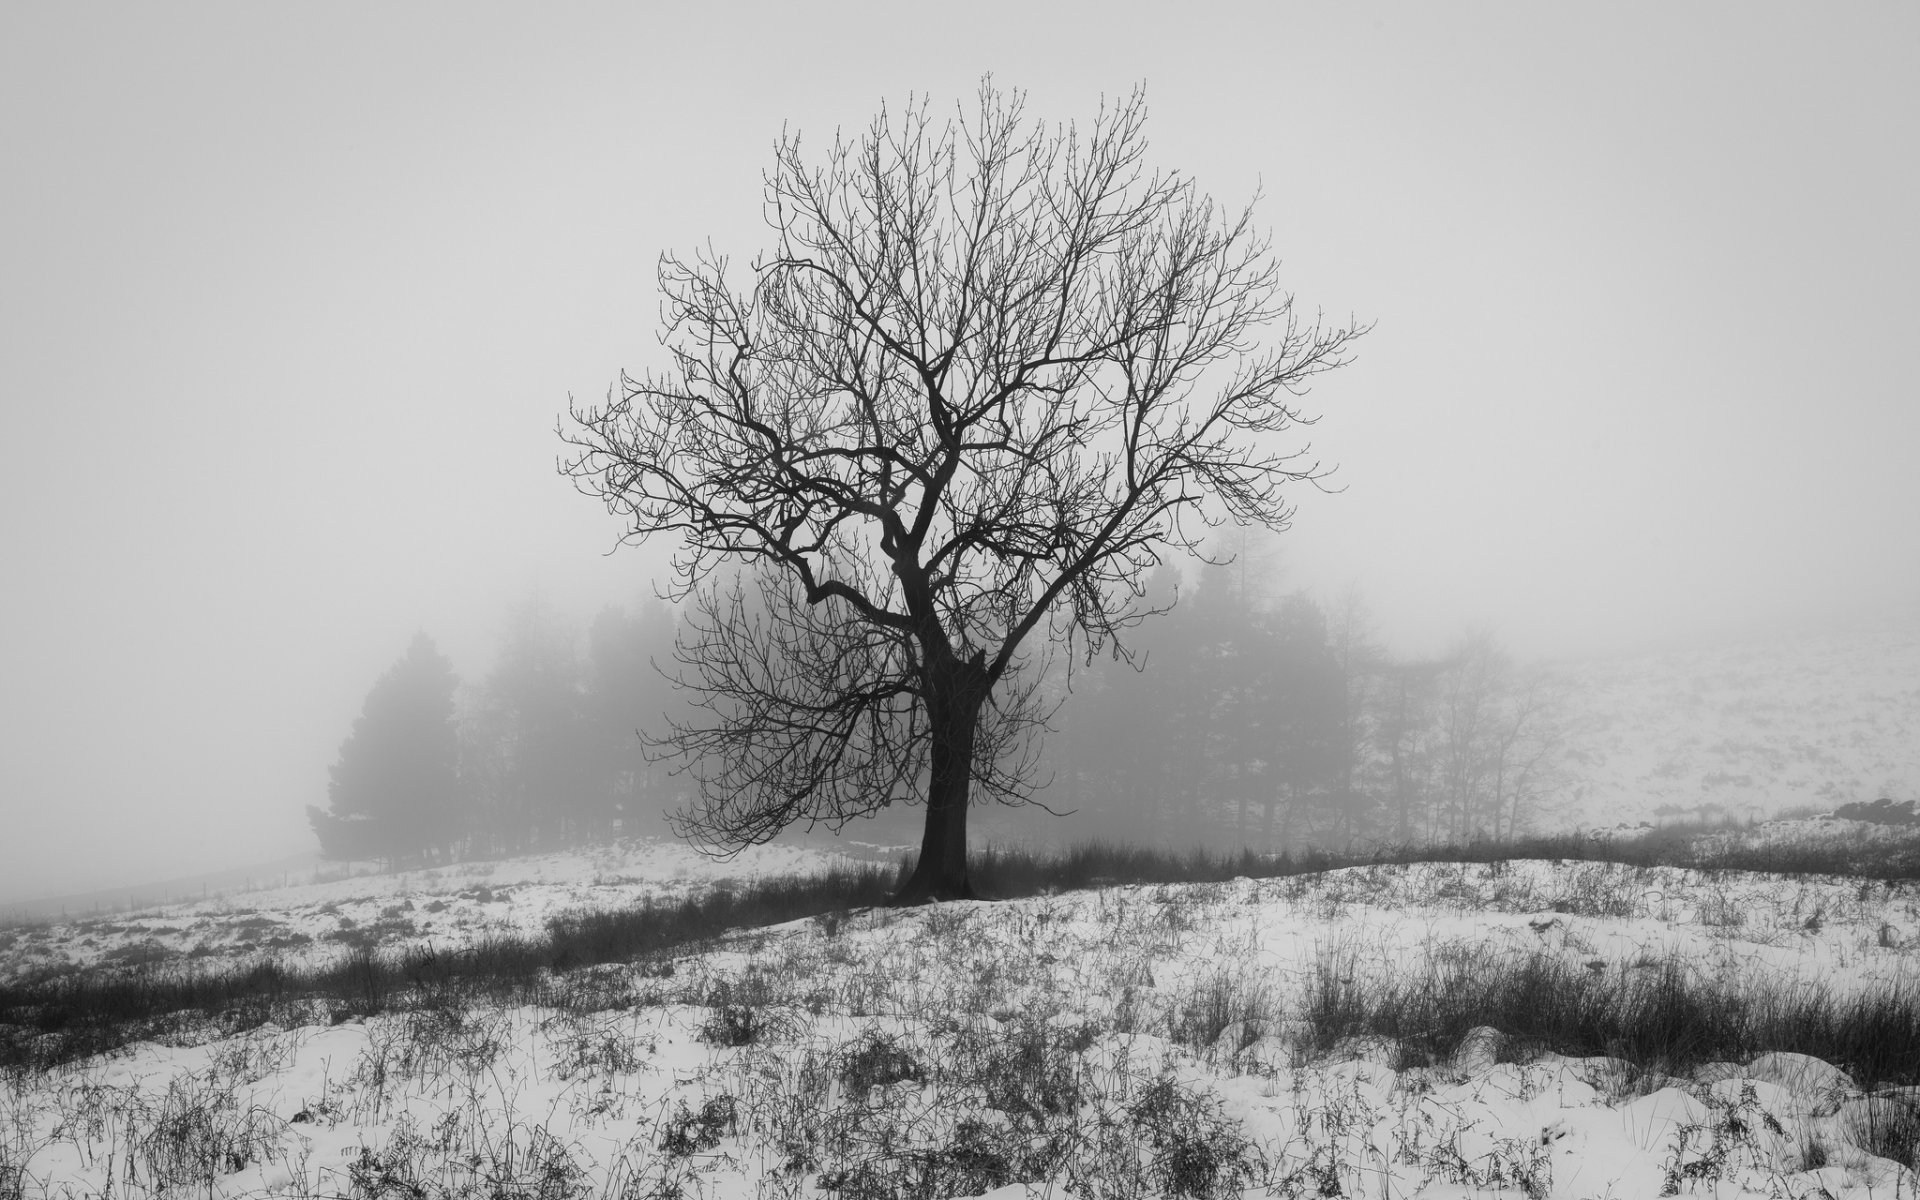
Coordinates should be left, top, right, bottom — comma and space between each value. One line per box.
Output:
1550, 605, 1920, 829
6, 839, 1920, 1198
0, 839, 873, 988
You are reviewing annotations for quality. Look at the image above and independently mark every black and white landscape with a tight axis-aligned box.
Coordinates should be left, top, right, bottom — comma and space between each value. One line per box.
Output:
3, 7, 1917, 1199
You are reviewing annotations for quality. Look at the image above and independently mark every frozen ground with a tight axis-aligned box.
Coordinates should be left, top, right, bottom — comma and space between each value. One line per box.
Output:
1553, 605, 1920, 828
0, 838, 882, 986
6, 831, 1920, 1197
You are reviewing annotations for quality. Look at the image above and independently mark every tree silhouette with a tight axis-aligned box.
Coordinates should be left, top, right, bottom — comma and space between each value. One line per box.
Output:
465, 594, 596, 853
582, 599, 683, 837
1260, 592, 1347, 849
560, 82, 1364, 901
309, 632, 465, 862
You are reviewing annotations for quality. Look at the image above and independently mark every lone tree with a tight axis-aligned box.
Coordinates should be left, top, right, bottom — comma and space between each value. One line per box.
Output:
561, 83, 1364, 903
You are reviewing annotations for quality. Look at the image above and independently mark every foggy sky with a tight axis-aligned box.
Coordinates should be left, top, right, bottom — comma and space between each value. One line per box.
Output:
3, 4, 1915, 904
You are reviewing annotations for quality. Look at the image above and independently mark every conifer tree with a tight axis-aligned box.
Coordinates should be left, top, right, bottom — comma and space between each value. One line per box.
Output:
308, 632, 465, 861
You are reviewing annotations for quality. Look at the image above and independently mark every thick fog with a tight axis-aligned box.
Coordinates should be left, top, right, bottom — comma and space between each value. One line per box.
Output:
3, 6, 1916, 906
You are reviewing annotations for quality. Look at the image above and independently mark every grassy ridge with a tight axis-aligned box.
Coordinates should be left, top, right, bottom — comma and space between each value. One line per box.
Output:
1297, 939, 1920, 1090
0, 861, 903, 1068
2, 820, 1916, 1073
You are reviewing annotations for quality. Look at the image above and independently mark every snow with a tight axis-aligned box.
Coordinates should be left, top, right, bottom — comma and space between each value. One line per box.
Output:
0, 837, 879, 985
4, 835, 1920, 1198
1551, 607, 1920, 827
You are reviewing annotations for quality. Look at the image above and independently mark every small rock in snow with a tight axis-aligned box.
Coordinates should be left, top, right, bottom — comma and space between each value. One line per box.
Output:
1448, 1025, 1507, 1077
1747, 1051, 1859, 1117
1616, 1086, 1713, 1152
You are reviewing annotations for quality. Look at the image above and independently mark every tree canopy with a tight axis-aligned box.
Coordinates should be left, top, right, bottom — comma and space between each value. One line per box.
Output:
560, 82, 1366, 901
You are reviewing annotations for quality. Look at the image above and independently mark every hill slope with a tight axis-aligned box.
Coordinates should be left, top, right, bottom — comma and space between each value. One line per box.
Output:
1550, 605, 1920, 828
5, 851, 1920, 1199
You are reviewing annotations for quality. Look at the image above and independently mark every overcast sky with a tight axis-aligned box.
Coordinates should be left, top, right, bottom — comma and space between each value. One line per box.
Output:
3, 4, 1915, 903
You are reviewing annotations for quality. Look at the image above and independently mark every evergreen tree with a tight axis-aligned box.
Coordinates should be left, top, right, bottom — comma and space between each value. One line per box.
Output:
1051, 563, 1198, 846
582, 600, 681, 838
308, 632, 465, 862
467, 593, 597, 852
1259, 592, 1346, 849
1189, 556, 1276, 843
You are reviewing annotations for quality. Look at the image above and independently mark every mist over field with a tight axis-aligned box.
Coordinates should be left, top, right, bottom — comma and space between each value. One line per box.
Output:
3, 5, 1918, 907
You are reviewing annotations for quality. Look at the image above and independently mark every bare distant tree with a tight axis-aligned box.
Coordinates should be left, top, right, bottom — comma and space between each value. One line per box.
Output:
1487, 667, 1569, 839
1437, 631, 1506, 839
1323, 584, 1381, 845
1375, 657, 1444, 842
559, 81, 1365, 902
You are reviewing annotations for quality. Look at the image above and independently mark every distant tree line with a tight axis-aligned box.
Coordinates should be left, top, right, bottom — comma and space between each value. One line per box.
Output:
307, 596, 683, 864
309, 563, 1570, 864
1033, 557, 1572, 852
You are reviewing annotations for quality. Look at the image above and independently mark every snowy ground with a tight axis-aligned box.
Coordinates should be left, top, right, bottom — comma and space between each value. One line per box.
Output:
1552, 605, 1920, 827
0, 838, 883, 986
5, 836, 1920, 1198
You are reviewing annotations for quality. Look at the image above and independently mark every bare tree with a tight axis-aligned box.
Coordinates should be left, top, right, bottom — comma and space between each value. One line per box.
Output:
1437, 632, 1506, 839
1487, 667, 1569, 839
559, 81, 1364, 902
1323, 584, 1380, 845
1375, 657, 1444, 842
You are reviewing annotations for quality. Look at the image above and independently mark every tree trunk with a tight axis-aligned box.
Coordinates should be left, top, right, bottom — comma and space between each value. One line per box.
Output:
891, 655, 988, 905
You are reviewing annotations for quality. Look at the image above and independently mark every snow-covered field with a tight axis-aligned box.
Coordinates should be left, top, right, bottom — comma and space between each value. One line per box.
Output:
0, 838, 881, 986
1553, 606, 1920, 827
7, 827, 1920, 1198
